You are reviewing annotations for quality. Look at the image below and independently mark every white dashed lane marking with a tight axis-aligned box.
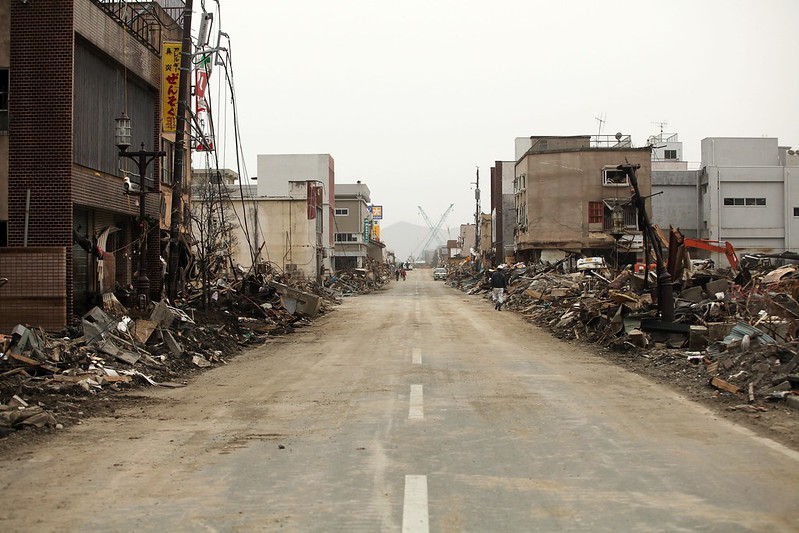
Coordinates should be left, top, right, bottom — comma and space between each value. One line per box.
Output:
402, 475, 429, 533
409, 385, 424, 420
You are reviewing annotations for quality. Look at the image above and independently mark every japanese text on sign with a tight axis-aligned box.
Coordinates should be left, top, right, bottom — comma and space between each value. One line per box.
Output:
162, 42, 182, 132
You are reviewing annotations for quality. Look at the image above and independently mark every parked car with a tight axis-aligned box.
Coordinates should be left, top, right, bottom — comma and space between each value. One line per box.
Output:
433, 268, 447, 280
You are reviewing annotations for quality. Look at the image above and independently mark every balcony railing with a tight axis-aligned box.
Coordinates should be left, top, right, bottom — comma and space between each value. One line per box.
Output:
91, 1, 185, 55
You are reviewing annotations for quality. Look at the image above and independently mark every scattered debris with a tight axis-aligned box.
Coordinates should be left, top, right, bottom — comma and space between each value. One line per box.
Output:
450, 232, 799, 411
0, 258, 391, 439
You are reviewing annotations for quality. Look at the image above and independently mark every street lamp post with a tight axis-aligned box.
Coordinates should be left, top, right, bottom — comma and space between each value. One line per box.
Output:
115, 113, 166, 309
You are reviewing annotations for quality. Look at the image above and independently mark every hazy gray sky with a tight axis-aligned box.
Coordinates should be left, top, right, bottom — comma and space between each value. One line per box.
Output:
207, 0, 798, 239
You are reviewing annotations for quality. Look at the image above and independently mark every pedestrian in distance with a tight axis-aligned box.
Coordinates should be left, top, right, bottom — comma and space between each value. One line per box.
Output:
395, 268, 400, 281
490, 265, 507, 310
401, 268, 407, 281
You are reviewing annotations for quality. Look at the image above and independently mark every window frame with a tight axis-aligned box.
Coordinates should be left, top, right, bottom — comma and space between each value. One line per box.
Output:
602, 167, 628, 187
334, 232, 359, 243
588, 201, 604, 224
334, 208, 349, 216
723, 197, 766, 207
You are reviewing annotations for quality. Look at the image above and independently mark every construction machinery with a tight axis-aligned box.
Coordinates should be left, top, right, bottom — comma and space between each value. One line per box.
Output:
682, 237, 740, 273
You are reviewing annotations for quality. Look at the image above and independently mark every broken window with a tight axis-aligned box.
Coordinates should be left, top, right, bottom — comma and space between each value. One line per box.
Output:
602, 167, 628, 186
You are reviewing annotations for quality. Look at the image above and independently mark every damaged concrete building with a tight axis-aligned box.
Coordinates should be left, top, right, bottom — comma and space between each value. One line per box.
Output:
513, 135, 652, 263
207, 180, 326, 282
257, 154, 335, 275
333, 182, 385, 270
490, 161, 517, 266
0, 1, 187, 331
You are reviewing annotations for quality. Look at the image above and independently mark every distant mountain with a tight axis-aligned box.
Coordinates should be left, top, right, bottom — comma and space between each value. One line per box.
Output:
380, 221, 449, 263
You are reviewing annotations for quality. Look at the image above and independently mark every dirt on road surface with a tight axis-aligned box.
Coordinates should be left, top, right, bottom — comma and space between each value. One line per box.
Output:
0, 273, 797, 531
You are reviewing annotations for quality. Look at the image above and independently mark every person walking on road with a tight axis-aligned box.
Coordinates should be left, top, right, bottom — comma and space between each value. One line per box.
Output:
401, 268, 407, 281
490, 265, 507, 310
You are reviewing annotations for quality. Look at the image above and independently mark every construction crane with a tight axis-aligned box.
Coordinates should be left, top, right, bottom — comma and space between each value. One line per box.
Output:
408, 204, 454, 263
417, 206, 446, 247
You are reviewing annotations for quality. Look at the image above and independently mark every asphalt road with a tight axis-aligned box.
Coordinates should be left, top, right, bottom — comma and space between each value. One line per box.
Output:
0, 271, 798, 532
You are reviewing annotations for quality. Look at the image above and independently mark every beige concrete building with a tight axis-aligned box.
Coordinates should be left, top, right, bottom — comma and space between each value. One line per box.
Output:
197, 181, 325, 281
514, 135, 652, 262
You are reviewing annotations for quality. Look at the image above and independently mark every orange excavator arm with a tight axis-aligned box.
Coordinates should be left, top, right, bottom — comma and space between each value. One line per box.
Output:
682, 237, 739, 272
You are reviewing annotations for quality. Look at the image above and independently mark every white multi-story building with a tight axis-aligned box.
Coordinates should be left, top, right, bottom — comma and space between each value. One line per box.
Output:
699, 137, 799, 264
649, 133, 701, 238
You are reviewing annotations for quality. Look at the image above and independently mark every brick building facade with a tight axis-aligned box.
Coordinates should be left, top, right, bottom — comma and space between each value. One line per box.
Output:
0, 0, 187, 330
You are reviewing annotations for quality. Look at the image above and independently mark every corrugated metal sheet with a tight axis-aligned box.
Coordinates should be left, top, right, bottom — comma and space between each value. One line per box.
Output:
73, 39, 157, 178
721, 321, 777, 346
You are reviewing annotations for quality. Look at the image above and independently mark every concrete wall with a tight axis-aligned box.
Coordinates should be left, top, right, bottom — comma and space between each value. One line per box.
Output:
459, 224, 476, 257
226, 197, 319, 279
785, 166, 799, 251
257, 154, 334, 272
699, 146, 798, 264
701, 137, 780, 167
651, 170, 699, 237
515, 148, 651, 251
514, 136, 591, 161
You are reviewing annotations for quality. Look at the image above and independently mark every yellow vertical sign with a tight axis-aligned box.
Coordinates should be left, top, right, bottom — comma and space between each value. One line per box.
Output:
162, 42, 182, 132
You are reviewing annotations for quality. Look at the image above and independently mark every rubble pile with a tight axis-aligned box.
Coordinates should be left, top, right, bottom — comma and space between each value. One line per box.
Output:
0, 271, 341, 436
459, 258, 799, 408
0, 254, 398, 439
329, 269, 385, 295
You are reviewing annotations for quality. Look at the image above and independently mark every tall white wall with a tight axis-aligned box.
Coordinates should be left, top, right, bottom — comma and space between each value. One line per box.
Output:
256, 154, 334, 273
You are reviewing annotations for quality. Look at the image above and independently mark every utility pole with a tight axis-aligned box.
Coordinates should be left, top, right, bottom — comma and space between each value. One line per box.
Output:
474, 166, 480, 251
166, 0, 194, 301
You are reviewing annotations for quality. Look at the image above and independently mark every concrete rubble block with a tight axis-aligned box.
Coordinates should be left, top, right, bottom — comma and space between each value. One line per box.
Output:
679, 286, 705, 303
0, 406, 57, 428
150, 301, 195, 329
525, 289, 544, 300
150, 301, 177, 328
706, 322, 735, 341
96, 338, 141, 366
705, 279, 731, 297
131, 320, 158, 345
689, 325, 709, 351
162, 330, 184, 356
271, 282, 322, 317
627, 328, 649, 348
549, 288, 569, 299
762, 381, 792, 394
191, 355, 212, 368
609, 290, 641, 310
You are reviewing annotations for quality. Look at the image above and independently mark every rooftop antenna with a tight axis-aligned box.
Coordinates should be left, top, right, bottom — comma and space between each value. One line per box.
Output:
652, 120, 668, 136
595, 112, 606, 136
